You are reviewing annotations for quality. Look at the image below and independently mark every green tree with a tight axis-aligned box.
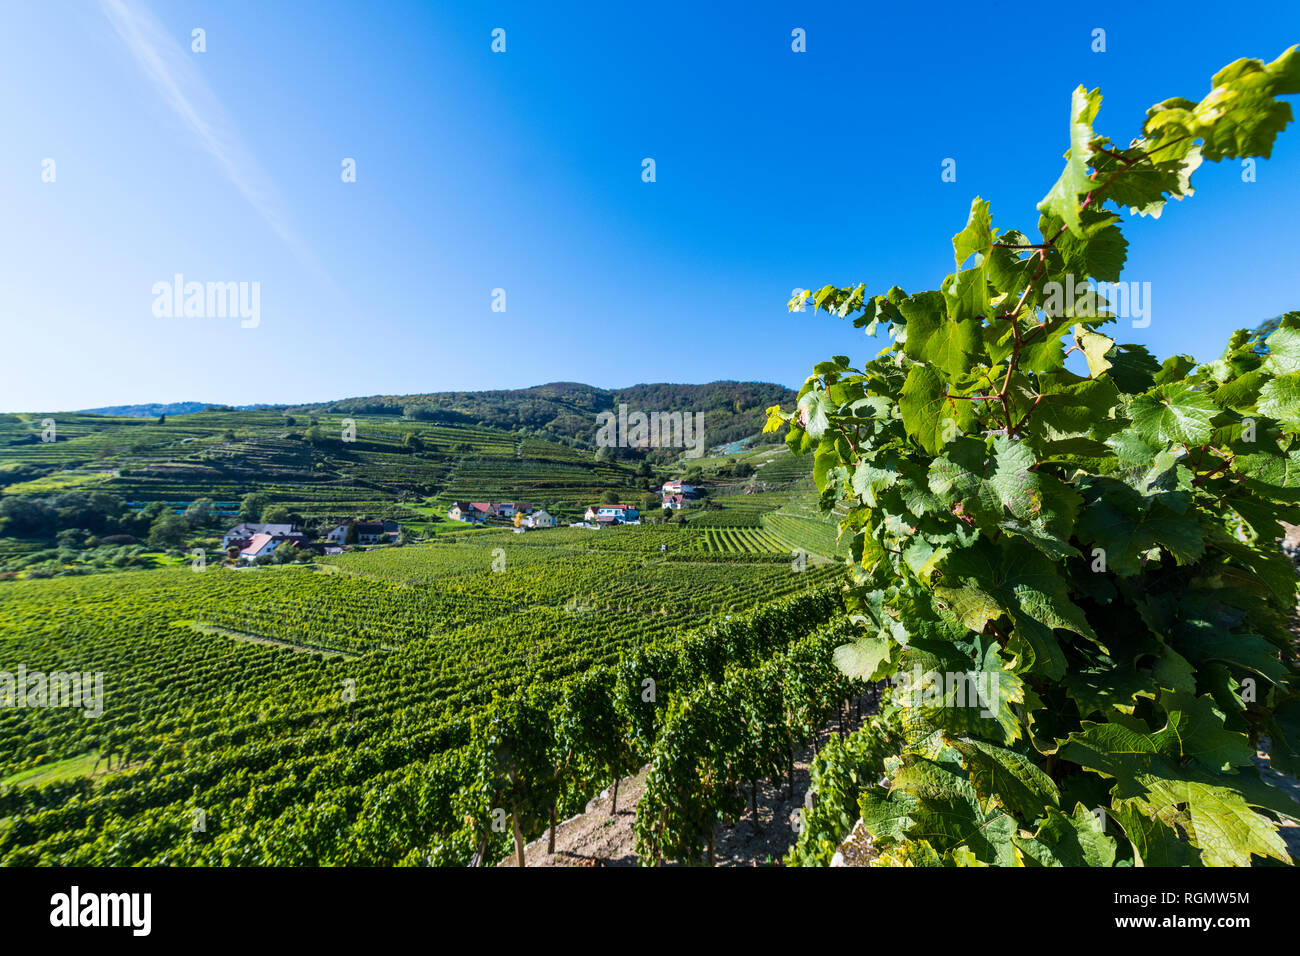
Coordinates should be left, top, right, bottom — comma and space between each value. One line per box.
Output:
184, 498, 215, 528
262, 506, 293, 526
600, 489, 621, 505
239, 492, 270, 521
147, 513, 188, 550
771, 48, 1300, 868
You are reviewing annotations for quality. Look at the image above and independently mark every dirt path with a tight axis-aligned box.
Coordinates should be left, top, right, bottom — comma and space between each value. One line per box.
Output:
502, 701, 875, 867
175, 620, 359, 658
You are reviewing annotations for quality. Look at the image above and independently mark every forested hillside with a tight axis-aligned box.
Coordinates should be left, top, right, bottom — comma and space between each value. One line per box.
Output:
298, 380, 795, 453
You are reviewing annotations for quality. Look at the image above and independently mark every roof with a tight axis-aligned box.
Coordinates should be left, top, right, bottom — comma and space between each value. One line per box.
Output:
240, 533, 274, 556
469, 502, 492, 512
227, 522, 295, 537
664, 494, 685, 504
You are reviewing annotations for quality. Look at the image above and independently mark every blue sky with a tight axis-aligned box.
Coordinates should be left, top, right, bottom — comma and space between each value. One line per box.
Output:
1, 1, 1297, 412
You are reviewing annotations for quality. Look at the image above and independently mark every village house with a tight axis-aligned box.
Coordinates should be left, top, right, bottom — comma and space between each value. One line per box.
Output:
447, 502, 490, 523
583, 504, 640, 525
325, 520, 400, 545
238, 533, 283, 562
221, 522, 297, 550
448, 502, 536, 523
661, 480, 697, 498
514, 509, 556, 529
662, 494, 689, 510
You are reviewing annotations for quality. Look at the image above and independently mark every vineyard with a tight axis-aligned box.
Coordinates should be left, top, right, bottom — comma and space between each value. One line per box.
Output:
0, 409, 626, 527
698, 527, 786, 554
0, 524, 847, 865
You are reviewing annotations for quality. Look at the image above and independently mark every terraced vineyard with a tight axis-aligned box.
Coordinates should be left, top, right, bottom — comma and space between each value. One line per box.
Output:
0, 409, 631, 525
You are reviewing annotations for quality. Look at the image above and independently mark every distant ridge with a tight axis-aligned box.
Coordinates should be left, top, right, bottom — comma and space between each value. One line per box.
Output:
76, 402, 280, 418
291, 380, 797, 449
64, 380, 797, 450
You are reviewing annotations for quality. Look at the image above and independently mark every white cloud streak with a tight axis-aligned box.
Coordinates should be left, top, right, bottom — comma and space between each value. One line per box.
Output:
99, 0, 326, 278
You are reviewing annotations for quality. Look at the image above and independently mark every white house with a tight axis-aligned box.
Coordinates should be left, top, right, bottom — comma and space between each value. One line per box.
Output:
238, 533, 280, 562
521, 509, 556, 529
222, 522, 296, 550
662, 494, 688, 510
583, 504, 640, 525
326, 520, 398, 545
661, 480, 696, 497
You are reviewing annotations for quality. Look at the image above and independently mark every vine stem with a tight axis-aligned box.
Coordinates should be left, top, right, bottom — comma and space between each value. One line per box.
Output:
989, 136, 1191, 438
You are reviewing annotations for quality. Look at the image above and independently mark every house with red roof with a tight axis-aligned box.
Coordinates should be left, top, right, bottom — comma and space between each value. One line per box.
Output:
447, 502, 490, 523
239, 533, 280, 562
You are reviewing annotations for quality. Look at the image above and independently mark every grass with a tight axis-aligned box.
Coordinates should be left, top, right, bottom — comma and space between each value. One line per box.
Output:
3, 470, 116, 494
1, 751, 102, 788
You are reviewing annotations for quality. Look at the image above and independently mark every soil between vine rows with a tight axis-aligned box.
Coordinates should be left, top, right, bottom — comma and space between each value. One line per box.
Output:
502, 701, 876, 867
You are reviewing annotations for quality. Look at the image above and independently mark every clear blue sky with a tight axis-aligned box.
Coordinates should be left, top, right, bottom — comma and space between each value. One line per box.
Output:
2, 1, 1298, 412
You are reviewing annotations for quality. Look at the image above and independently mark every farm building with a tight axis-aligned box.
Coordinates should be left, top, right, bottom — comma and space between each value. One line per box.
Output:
662, 494, 688, 510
